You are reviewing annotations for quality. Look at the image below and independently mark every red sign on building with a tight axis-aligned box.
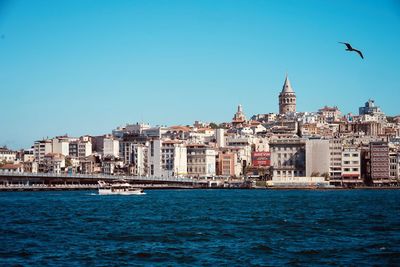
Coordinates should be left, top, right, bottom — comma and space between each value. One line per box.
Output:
252, 152, 271, 167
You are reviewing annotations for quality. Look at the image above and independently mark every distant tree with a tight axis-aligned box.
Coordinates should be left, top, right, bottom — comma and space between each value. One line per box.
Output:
311, 171, 320, 177
387, 116, 396, 123
218, 123, 229, 129
321, 172, 330, 179
209, 122, 219, 129
65, 158, 72, 168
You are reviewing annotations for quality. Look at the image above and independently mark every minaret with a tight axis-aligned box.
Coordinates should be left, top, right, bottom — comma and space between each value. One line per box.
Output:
279, 75, 296, 115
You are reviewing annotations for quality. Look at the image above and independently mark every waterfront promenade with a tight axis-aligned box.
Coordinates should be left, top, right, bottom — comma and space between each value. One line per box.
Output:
0, 172, 251, 191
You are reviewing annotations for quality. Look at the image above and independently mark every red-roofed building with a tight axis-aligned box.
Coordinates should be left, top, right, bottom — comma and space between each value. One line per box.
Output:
0, 163, 24, 173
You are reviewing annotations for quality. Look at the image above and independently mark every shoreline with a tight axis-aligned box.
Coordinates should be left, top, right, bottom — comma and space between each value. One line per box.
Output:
1, 185, 400, 192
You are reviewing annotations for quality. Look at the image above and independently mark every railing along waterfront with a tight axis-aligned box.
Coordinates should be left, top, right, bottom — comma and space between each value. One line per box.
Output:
0, 172, 196, 183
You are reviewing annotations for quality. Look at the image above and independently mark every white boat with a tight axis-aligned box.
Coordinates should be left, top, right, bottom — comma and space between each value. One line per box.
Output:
98, 180, 145, 195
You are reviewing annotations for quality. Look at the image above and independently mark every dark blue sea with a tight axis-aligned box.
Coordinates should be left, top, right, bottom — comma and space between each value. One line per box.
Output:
1, 189, 400, 266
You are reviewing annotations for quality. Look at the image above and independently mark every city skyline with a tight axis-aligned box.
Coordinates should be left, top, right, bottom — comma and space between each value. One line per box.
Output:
1, 0, 400, 148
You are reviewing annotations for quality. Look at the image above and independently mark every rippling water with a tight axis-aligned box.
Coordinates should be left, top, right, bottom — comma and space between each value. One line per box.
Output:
1, 189, 400, 266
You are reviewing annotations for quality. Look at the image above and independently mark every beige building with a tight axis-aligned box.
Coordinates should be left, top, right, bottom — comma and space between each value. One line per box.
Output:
0, 163, 24, 173
340, 147, 362, 186
34, 140, 53, 163
270, 138, 305, 179
43, 153, 65, 174
329, 138, 343, 179
187, 144, 216, 177
216, 151, 238, 177
0, 147, 16, 163
305, 139, 330, 177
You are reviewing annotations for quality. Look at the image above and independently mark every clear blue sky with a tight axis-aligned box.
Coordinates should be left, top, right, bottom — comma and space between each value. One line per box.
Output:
1, 0, 399, 149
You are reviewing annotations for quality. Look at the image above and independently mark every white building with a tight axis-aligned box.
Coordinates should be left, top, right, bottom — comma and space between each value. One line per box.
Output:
34, 140, 53, 163
341, 147, 362, 185
148, 140, 187, 177
103, 137, 120, 158
120, 141, 148, 176
78, 141, 92, 158
329, 138, 343, 179
52, 136, 70, 156
215, 129, 226, 148
69, 139, 92, 158
112, 123, 151, 138
0, 147, 16, 163
270, 138, 306, 179
0, 163, 24, 173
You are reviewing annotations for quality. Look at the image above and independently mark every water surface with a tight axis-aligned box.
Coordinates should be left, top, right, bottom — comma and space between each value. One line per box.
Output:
1, 189, 399, 266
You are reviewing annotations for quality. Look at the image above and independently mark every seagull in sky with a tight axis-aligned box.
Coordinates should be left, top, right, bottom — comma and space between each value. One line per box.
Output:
339, 42, 364, 59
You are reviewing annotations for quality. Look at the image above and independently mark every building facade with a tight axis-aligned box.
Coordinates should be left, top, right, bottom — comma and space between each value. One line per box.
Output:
187, 144, 216, 177
270, 138, 305, 179
341, 147, 362, 186
370, 142, 390, 185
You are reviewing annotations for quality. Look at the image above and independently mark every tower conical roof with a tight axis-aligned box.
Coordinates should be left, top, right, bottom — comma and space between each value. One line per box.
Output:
281, 75, 294, 93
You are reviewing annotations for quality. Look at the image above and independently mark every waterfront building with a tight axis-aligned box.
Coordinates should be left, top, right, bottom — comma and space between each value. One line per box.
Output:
370, 141, 390, 185
0, 163, 24, 173
216, 150, 238, 177
126, 144, 148, 176
270, 138, 306, 179
23, 161, 38, 173
43, 153, 65, 174
187, 144, 216, 177
119, 134, 149, 176
78, 155, 97, 174
161, 140, 187, 177
329, 138, 343, 180
102, 156, 123, 175
148, 139, 187, 177
279, 75, 296, 115
340, 146, 362, 186
389, 151, 398, 181
305, 139, 330, 177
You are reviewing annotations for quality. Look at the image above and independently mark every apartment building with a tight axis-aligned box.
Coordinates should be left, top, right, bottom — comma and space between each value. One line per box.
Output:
187, 144, 216, 177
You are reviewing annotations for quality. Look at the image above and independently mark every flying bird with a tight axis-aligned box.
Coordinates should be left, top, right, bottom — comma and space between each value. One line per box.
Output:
339, 42, 364, 59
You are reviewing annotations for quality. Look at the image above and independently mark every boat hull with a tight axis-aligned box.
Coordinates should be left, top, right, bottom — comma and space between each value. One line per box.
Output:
98, 188, 145, 195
